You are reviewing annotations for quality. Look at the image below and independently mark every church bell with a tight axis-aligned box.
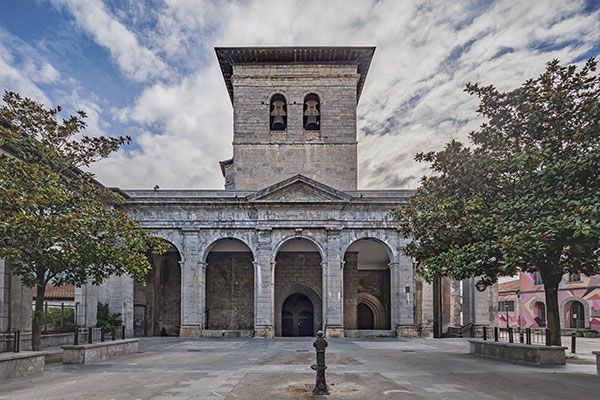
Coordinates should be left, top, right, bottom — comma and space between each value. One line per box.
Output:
271, 115, 285, 130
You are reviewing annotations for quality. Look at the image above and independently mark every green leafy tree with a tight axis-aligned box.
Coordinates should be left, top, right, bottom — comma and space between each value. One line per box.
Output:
0, 92, 168, 350
393, 59, 600, 345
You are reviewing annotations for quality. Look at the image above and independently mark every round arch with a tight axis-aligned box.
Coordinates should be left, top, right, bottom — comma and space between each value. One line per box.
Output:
274, 283, 322, 337
342, 237, 392, 332
562, 297, 589, 329
147, 230, 184, 257
357, 292, 387, 330
202, 236, 255, 263
341, 237, 395, 264
272, 235, 326, 260
204, 237, 255, 331
133, 237, 182, 337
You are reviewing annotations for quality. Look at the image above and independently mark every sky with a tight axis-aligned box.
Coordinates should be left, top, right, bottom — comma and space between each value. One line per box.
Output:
0, 0, 599, 190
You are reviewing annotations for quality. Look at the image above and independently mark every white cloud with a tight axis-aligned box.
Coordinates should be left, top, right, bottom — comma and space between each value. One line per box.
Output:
27, 0, 600, 190
0, 31, 54, 104
51, 0, 170, 82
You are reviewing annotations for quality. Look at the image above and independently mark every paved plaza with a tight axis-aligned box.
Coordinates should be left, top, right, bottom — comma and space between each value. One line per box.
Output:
1, 337, 598, 399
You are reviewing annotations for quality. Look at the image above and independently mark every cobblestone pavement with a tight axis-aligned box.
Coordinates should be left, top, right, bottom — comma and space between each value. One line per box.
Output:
0, 337, 598, 399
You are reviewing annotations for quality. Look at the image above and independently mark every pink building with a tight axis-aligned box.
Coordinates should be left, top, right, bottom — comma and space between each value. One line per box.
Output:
498, 273, 600, 331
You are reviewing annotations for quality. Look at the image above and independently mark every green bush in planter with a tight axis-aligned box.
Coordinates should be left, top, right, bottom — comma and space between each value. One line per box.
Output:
96, 303, 122, 333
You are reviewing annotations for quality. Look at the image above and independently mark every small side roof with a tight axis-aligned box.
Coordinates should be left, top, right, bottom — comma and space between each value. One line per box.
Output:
215, 46, 375, 105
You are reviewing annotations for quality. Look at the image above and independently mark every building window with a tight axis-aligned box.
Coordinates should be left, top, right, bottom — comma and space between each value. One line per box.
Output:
568, 273, 581, 283
498, 300, 515, 312
270, 94, 287, 131
533, 272, 543, 285
303, 93, 320, 130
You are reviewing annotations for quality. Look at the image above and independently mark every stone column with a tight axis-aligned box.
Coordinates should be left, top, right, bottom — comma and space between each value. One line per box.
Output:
393, 254, 416, 337
254, 229, 274, 338
324, 228, 343, 337
180, 231, 203, 337
74, 283, 98, 327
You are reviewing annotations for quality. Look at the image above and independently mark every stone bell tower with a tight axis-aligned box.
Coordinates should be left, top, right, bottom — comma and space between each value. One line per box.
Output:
216, 47, 375, 190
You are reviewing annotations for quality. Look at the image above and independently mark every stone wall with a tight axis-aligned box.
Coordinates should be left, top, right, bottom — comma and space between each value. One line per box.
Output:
229, 64, 359, 190
343, 252, 391, 330
206, 252, 254, 330
274, 252, 323, 336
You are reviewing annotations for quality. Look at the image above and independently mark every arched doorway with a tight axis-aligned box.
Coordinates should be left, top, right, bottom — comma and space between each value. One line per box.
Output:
281, 293, 314, 337
343, 238, 391, 332
274, 237, 323, 337
205, 238, 254, 331
133, 241, 181, 336
567, 300, 585, 329
357, 303, 374, 329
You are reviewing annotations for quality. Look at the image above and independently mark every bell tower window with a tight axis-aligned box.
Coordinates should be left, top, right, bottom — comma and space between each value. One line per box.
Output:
270, 94, 287, 131
303, 93, 320, 130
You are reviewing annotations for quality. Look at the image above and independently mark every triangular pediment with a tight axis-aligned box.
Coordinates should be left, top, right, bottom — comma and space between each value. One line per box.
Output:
248, 175, 351, 203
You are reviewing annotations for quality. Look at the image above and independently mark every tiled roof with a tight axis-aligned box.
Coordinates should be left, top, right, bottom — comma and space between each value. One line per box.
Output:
499, 279, 520, 293
32, 283, 75, 300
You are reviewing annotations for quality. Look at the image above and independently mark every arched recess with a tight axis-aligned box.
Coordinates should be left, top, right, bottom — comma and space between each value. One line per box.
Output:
343, 238, 391, 331
357, 292, 387, 329
205, 238, 254, 330
563, 298, 588, 329
274, 237, 323, 336
133, 239, 181, 336
532, 301, 546, 327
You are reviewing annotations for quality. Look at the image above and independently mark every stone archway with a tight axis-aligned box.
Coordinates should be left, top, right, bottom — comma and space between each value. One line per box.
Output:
205, 238, 254, 331
343, 238, 391, 331
281, 293, 314, 337
275, 283, 322, 337
133, 241, 181, 336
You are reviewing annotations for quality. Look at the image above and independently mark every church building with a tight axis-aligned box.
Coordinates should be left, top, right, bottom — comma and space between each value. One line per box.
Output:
0, 47, 497, 346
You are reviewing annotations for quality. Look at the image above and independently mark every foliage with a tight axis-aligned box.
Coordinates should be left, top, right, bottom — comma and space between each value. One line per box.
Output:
0, 91, 168, 349
34, 306, 75, 332
96, 303, 122, 333
393, 59, 600, 345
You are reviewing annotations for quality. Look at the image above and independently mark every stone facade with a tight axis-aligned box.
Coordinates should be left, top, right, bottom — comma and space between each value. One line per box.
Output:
71, 46, 495, 339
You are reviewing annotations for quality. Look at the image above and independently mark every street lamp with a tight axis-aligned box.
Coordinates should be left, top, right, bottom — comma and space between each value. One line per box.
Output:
475, 279, 488, 292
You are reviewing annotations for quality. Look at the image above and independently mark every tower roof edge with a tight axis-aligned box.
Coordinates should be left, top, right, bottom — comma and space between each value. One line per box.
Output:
214, 46, 375, 105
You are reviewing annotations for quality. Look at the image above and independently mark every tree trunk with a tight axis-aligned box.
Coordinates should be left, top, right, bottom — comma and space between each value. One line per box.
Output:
541, 269, 562, 346
32, 284, 46, 351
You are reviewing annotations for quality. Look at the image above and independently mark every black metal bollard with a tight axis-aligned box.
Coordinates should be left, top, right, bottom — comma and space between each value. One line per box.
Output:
519, 329, 524, 344
310, 331, 329, 395
526, 328, 531, 345
101, 330, 105, 342
88, 327, 93, 344
122, 325, 126, 340
545, 329, 551, 346
483, 327, 487, 341
112, 326, 116, 341
571, 333, 576, 354
508, 327, 514, 343
74, 326, 79, 345
494, 327, 499, 342
13, 330, 20, 353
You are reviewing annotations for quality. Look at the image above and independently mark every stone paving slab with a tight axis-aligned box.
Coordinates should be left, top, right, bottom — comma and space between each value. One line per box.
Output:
0, 337, 598, 399
226, 372, 421, 399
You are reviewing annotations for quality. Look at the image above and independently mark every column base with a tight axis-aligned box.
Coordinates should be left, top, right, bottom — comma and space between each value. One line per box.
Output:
396, 324, 419, 338
254, 326, 274, 338
179, 325, 201, 337
325, 326, 344, 338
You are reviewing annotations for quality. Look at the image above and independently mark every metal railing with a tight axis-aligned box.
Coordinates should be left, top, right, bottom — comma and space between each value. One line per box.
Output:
480, 326, 551, 346
32, 302, 77, 334
73, 325, 126, 345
